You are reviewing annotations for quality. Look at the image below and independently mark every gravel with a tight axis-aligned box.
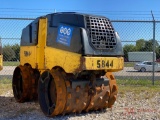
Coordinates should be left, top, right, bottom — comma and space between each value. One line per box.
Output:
0, 89, 160, 120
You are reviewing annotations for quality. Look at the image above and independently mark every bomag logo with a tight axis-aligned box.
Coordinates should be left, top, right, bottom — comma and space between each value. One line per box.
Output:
60, 26, 71, 36
92, 35, 115, 43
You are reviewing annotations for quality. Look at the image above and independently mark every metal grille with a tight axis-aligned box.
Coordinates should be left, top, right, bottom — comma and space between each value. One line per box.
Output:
86, 16, 117, 50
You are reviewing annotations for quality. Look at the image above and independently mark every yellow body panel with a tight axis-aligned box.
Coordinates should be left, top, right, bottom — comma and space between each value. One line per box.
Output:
84, 56, 124, 72
45, 47, 81, 73
0, 55, 3, 70
20, 44, 123, 73
36, 18, 47, 69
45, 54, 124, 72
20, 46, 37, 68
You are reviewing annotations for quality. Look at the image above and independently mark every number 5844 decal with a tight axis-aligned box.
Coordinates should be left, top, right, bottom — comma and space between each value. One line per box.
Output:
97, 60, 113, 68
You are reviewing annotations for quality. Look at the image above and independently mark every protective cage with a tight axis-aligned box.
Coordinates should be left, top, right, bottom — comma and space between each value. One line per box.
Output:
85, 16, 117, 50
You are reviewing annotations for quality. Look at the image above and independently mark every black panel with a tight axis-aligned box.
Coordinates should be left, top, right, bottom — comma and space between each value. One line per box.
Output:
50, 13, 85, 28
29, 24, 32, 43
21, 25, 30, 46
21, 19, 38, 46
47, 26, 83, 54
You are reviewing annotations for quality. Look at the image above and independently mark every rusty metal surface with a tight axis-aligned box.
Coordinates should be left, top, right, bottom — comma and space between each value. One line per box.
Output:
84, 74, 110, 112
38, 68, 67, 117
12, 65, 31, 102
50, 69, 67, 116
63, 80, 89, 114
85, 85, 110, 112
38, 70, 118, 116
106, 72, 118, 108
28, 66, 40, 100
14, 65, 118, 116
12, 65, 39, 102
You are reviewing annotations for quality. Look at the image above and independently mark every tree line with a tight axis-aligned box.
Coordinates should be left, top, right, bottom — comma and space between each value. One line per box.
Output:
3, 44, 20, 61
123, 39, 160, 61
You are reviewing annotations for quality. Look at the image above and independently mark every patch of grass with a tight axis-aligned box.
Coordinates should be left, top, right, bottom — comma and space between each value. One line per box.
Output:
117, 79, 160, 99
124, 62, 135, 67
0, 78, 12, 84
0, 79, 12, 95
118, 85, 160, 100
117, 79, 160, 86
118, 85, 160, 92
3, 61, 19, 66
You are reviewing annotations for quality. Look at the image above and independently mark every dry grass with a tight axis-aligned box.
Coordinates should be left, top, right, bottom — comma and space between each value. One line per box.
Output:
0, 79, 12, 95
118, 85, 160, 100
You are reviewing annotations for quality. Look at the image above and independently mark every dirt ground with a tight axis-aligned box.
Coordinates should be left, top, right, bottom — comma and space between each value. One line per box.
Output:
0, 89, 160, 120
